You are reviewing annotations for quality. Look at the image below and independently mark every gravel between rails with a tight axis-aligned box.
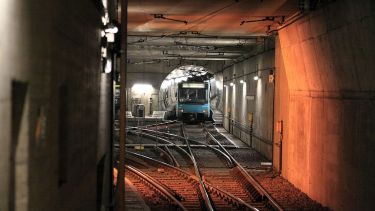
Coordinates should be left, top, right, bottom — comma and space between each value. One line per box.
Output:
251, 170, 331, 211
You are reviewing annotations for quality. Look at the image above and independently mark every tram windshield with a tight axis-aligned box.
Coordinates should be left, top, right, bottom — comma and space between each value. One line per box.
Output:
178, 88, 207, 104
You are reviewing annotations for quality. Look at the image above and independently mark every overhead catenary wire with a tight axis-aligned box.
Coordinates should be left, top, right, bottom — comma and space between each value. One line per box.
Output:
128, 0, 242, 45
185, 0, 241, 31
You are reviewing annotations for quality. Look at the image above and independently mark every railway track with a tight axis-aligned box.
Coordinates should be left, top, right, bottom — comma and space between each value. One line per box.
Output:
125, 151, 258, 211
121, 121, 284, 211
125, 164, 188, 211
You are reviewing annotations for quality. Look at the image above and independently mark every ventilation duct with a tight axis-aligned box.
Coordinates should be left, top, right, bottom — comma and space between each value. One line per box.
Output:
128, 35, 259, 47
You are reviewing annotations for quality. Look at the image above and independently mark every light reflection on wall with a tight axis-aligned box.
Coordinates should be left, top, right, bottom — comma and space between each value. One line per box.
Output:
224, 85, 229, 128
231, 83, 236, 120
241, 80, 247, 124
132, 83, 154, 95
130, 84, 155, 115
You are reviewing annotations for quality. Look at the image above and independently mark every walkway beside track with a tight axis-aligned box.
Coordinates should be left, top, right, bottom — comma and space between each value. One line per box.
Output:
215, 126, 249, 148
125, 177, 151, 211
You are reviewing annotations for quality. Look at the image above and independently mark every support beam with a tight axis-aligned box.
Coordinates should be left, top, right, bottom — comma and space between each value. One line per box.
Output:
116, 0, 127, 210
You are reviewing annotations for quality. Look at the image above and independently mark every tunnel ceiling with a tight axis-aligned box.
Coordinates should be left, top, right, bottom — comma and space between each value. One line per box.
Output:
127, 0, 299, 69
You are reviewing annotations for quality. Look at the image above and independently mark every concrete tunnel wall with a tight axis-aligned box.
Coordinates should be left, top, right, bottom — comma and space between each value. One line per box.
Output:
126, 63, 170, 115
126, 61, 225, 115
222, 45, 275, 160
0, 0, 111, 211
275, 1, 375, 210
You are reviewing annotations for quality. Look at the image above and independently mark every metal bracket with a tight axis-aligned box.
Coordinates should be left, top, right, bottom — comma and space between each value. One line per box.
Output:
153, 14, 188, 25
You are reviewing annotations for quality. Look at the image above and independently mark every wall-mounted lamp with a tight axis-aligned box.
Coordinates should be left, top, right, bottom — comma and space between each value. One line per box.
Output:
101, 21, 120, 74
230, 82, 234, 86
104, 23, 119, 34
253, 76, 259, 81
104, 58, 112, 73
103, 22, 119, 43
240, 80, 245, 84
269, 70, 274, 83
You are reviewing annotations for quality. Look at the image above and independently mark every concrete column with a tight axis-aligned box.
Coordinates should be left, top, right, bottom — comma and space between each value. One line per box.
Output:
275, 1, 375, 209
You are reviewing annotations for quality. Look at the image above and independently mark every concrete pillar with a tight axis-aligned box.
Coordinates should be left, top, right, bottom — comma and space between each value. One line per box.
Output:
0, 0, 110, 210
275, 1, 375, 209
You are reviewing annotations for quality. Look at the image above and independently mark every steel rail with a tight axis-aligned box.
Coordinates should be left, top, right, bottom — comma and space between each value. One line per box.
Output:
126, 150, 259, 211
121, 143, 241, 149
127, 130, 193, 165
126, 150, 195, 177
203, 125, 284, 211
181, 124, 215, 211
163, 145, 181, 167
125, 165, 188, 211
205, 183, 259, 211
125, 157, 183, 200
154, 146, 177, 167
127, 129, 214, 210
137, 127, 234, 166
126, 120, 178, 130
126, 160, 184, 201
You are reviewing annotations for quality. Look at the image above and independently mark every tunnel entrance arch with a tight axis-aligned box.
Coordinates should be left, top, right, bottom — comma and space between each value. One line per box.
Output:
159, 65, 218, 119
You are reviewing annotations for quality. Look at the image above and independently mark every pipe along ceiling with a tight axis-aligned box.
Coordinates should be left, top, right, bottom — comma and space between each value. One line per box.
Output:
127, 35, 262, 62
127, 0, 300, 63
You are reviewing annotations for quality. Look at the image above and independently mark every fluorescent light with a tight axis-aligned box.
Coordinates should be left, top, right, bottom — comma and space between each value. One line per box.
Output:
101, 17, 107, 25
104, 59, 112, 73
182, 83, 205, 88
102, 0, 108, 8
240, 80, 244, 83
101, 47, 107, 58
105, 26, 118, 34
106, 33, 115, 42
230, 82, 234, 86
132, 84, 153, 93
253, 76, 259, 81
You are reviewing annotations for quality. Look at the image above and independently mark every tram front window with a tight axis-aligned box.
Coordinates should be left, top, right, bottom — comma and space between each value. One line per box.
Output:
178, 88, 207, 104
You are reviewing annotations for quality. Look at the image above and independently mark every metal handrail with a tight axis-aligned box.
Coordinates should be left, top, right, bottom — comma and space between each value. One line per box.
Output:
203, 126, 284, 211
222, 116, 273, 146
125, 165, 188, 211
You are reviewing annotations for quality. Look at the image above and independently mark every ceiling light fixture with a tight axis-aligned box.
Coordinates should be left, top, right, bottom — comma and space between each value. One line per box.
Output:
240, 80, 244, 83
253, 76, 259, 81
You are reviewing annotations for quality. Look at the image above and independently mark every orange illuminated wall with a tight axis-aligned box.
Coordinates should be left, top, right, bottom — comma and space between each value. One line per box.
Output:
274, 1, 375, 210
